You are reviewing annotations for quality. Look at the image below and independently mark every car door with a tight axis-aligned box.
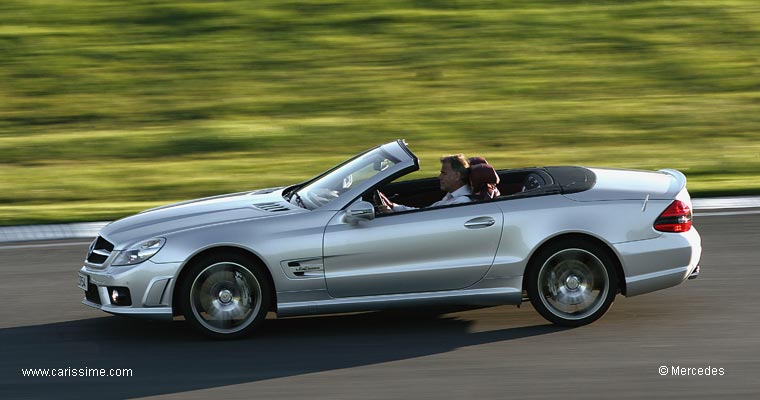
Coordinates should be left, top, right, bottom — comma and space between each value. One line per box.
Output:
322, 203, 504, 298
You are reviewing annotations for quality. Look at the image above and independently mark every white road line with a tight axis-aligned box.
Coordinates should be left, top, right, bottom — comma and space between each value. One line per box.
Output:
695, 210, 760, 217
693, 196, 760, 210
0, 241, 92, 251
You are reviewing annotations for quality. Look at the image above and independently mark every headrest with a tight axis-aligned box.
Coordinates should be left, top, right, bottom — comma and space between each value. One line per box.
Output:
470, 163, 500, 189
468, 156, 488, 166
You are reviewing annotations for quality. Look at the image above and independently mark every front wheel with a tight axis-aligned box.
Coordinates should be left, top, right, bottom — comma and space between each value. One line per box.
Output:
527, 240, 618, 327
179, 254, 271, 339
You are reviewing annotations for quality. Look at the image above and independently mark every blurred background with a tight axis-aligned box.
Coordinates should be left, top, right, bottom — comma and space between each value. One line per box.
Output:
1, 0, 759, 225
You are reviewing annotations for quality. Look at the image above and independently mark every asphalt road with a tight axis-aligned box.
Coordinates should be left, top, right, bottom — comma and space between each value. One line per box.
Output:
1, 213, 758, 399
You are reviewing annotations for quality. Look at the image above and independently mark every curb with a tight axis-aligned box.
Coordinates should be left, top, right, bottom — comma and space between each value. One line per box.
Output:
1, 197, 760, 244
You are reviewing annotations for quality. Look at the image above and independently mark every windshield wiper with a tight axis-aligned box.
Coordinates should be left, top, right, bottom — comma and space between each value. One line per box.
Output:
283, 185, 300, 201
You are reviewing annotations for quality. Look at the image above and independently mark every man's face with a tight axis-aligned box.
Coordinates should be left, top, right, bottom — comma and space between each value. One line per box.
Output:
438, 161, 461, 193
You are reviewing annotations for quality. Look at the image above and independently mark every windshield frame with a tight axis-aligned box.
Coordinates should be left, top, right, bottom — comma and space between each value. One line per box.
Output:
284, 140, 417, 211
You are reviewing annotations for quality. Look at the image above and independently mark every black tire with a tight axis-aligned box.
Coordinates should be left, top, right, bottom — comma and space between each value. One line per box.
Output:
179, 253, 272, 339
526, 239, 618, 327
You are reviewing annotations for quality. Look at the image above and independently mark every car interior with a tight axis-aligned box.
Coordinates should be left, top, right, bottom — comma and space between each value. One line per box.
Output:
366, 167, 556, 211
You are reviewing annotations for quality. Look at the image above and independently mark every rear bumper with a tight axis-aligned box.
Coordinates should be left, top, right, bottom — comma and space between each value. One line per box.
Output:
614, 227, 702, 297
688, 264, 700, 280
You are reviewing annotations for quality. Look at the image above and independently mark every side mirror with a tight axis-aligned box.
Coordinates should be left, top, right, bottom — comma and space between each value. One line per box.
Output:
345, 201, 375, 223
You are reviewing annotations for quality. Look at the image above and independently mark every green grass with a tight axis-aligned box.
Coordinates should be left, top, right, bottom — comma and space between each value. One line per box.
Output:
2, 0, 760, 225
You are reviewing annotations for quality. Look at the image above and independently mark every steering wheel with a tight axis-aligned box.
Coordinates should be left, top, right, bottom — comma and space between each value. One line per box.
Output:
373, 190, 394, 214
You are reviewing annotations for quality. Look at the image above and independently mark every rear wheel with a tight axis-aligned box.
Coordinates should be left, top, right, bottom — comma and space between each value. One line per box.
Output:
179, 254, 271, 339
527, 239, 618, 327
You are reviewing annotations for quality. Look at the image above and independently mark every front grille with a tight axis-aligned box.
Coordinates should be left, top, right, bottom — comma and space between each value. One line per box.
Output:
85, 283, 101, 305
86, 236, 114, 264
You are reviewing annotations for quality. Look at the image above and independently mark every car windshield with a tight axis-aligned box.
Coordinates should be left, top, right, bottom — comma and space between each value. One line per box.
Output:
290, 147, 398, 210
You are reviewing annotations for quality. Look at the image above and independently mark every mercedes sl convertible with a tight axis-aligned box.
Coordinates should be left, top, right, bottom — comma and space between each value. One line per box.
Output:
78, 140, 702, 339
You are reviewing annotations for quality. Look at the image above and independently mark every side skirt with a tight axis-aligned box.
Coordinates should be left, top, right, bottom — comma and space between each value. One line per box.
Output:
276, 279, 522, 318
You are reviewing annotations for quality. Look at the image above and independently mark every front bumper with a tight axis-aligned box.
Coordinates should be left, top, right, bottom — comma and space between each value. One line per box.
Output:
79, 260, 182, 320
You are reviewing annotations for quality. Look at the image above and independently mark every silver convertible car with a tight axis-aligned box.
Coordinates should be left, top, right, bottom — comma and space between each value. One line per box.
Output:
78, 140, 701, 339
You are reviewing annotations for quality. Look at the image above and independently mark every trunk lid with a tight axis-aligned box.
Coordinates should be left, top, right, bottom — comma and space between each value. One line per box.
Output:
563, 168, 687, 202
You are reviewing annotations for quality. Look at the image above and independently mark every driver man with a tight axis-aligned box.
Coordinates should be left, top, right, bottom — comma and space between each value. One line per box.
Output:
377, 154, 472, 213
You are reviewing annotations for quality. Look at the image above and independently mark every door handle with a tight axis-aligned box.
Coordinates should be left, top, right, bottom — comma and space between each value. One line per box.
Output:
464, 217, 496, 229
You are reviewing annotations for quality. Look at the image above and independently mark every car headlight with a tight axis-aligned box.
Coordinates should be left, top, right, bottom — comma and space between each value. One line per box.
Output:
111, 238, 166, 266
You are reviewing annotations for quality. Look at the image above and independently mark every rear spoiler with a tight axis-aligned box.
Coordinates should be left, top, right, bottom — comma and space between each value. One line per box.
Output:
659, 169, 687, 193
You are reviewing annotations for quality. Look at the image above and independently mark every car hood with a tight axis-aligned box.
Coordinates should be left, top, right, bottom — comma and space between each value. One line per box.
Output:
99, 188, 300, 247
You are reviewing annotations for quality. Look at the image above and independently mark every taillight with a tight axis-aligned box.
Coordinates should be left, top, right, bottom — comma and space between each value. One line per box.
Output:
654, 200, 692, 232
